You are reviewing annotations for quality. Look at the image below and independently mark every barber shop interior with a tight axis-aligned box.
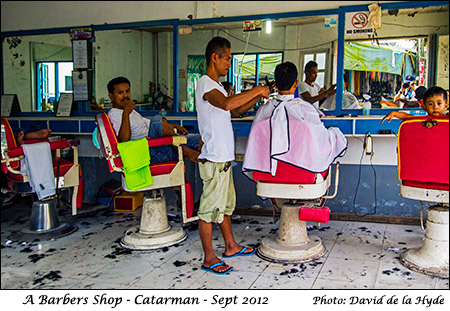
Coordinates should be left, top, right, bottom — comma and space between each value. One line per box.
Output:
1, 1, 449, 292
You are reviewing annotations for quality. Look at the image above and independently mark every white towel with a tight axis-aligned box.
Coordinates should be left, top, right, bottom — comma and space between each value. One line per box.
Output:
20, 142, 56, 200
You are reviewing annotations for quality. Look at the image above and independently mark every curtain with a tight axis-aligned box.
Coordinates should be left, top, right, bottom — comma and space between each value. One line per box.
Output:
186, 55, 206, 112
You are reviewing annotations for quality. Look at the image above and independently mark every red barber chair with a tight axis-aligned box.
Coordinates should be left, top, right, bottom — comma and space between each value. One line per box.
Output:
95, 113, 197, 250
249, 120, 340, 263
397, 116, 449, 278
1, 118, 83, 241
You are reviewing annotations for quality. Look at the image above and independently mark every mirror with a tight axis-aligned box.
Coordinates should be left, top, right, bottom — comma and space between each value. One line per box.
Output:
341, 5, 449, 111
177, 14, 338, 113
2, 26, 175, 113
3, 33, 72, 112
92, 27, 174, 113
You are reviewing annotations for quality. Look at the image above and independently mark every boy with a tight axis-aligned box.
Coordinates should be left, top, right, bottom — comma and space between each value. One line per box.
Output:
196, 36, 270, 275
382, 86, 448, 123
243, 61, 347, 179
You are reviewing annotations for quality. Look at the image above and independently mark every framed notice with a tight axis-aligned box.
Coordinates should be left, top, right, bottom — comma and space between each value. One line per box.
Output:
57, 93, 73, 116
1, 94, 21, 117
72, 71, 89, 101
72, 40, 89, 69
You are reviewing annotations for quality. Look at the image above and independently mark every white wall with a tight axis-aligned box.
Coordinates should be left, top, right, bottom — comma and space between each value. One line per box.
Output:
1, 1, 374, 32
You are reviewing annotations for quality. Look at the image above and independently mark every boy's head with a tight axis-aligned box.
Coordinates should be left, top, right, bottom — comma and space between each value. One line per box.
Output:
274, 61, 298, 92
205, 37, 231, 76
422, 86, 448, 116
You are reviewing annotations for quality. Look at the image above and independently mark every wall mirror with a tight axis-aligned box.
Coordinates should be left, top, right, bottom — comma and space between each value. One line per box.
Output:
341, 5, 449, 111
177, 14, 338, 113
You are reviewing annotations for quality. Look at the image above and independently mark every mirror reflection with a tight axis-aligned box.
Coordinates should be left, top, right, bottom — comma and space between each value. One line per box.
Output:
178, 15, 338, 113
340, 6, 449, 110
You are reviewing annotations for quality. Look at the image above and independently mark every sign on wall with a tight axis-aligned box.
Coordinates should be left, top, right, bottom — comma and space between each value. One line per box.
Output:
345, 12, 375, 36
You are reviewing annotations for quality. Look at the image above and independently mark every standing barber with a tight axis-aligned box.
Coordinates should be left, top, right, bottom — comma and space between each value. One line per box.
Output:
195, 36, 270, 275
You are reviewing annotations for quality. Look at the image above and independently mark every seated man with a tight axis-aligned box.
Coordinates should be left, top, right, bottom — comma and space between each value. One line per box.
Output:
320, 74, 361, 111
15, 128, 52, 145
107, 77, 201, 163
243, 62, 347, 178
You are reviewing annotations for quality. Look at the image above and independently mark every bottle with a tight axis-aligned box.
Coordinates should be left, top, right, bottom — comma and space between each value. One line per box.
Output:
160, 108, 167, 118
362, 94, 371, 116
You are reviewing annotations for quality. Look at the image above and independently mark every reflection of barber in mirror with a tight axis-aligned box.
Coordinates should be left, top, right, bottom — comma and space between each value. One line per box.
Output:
297, 60, 336, 112
106, 76, 201, 163
382, 86, 449, 124
393, 75, 419, 108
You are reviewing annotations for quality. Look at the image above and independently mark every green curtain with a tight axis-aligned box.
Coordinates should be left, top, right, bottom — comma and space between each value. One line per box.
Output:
344, 42, 415, 76
186, 55, 206, 112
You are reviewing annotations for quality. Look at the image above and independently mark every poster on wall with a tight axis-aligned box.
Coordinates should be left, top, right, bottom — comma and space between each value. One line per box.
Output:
72, 40, 89, 69
1, 94, 21, 117
57, 93, 73, 117
72, 71, 89, 101
345, 12, 375, 36
437, 35, 449, 89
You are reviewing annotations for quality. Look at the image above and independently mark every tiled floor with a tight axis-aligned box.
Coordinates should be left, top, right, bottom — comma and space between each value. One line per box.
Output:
1, 198, 448, 290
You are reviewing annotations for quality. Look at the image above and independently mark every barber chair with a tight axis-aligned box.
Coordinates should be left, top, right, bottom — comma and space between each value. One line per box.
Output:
1, 118, 83, 241
248, 121, 340, 263
95, 113, 197, 250
397, 116, 449, 278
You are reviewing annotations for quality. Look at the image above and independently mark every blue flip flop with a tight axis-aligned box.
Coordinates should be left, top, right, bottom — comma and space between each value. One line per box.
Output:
222, 247, 256, 259
201, 262, 233, 275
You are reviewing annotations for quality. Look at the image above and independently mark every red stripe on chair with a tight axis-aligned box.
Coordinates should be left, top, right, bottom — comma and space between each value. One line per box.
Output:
253, 161, 328, 184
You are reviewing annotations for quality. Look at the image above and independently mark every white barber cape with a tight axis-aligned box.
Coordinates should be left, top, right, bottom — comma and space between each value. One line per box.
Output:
20, 142, 56, 200
243, 94, 347, 179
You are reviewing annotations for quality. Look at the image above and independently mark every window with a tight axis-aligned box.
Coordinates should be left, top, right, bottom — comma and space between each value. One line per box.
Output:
36, 61, 73, 111
230, 52, 283, 94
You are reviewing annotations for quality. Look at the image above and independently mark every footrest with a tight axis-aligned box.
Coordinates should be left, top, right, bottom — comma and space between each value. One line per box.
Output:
298, 206, 330, 223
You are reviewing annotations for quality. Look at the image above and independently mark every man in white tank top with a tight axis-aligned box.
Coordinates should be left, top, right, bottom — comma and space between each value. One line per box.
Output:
196, 36, 270, 275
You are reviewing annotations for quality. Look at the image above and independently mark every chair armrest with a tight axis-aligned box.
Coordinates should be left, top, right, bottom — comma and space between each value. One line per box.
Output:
146, 136, 187, 148
7, 139, 80, 158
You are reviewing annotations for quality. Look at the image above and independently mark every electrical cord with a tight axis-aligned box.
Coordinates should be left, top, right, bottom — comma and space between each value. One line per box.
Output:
352, 132, 378, 217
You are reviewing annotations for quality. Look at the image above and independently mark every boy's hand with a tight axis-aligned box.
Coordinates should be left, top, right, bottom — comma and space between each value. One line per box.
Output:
381, 112, 395, 124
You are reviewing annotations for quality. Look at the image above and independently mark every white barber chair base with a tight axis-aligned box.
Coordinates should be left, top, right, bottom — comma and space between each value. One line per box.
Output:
256, 202, 326, 264
400, 205, 449, 279
120, 190, 187, 250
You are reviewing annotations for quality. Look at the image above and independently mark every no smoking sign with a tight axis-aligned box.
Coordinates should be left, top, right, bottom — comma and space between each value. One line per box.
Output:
346, 11, 374, 35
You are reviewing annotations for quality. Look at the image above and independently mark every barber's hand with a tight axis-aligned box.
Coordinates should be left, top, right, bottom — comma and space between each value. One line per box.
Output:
123, 98, 136, 116
258, 85, 270, 99
327, 84, 337, 96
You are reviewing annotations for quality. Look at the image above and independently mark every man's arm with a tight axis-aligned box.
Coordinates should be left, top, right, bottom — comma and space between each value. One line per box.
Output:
117, 100, 135, 142
230, 94, 261, 117
301, 84, 336, 105
204, 85, 269, 112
